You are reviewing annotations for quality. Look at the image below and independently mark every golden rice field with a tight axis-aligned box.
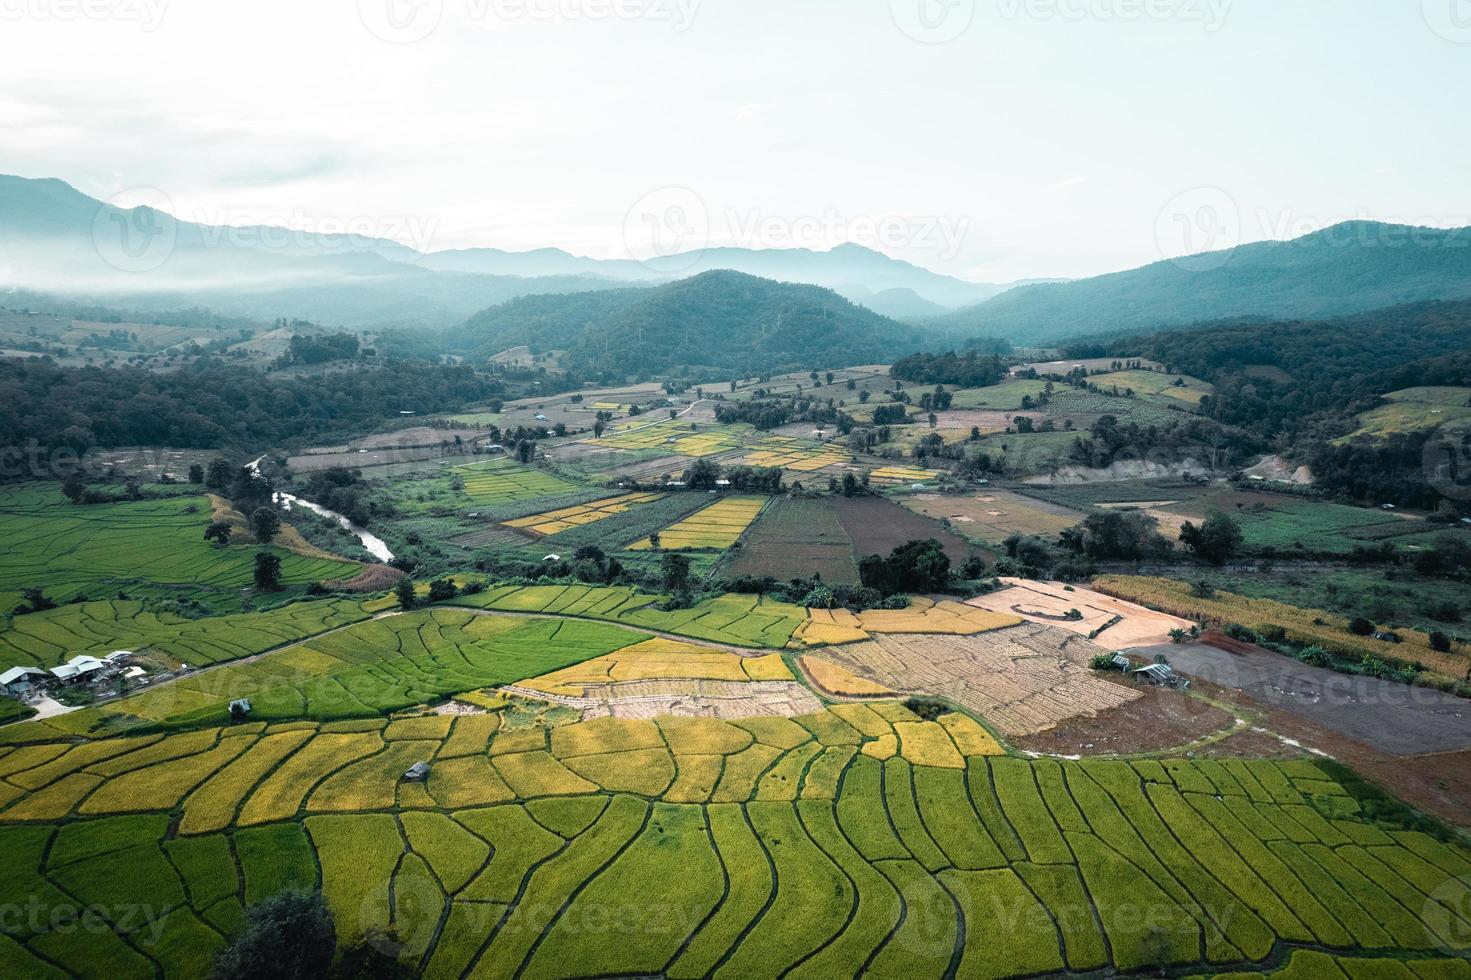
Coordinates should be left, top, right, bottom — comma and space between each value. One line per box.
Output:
627, 495, 767, 551
454, 458, 583, 504
521, 637, 794, 697
798, 655, 896, 697
741, 437, 851, 472
867, 465, 948, 486
791, 598, 1023, 646
503, 492, 666, 536
601, 424, 746, 456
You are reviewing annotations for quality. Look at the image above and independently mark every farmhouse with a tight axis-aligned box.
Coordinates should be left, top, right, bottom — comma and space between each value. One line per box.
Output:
403, 761, 431, 782
49, 655, 110, 685
0, 666, 49, 697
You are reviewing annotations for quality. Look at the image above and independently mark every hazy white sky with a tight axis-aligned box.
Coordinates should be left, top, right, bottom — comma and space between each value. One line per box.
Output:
2, 0, 1469, 281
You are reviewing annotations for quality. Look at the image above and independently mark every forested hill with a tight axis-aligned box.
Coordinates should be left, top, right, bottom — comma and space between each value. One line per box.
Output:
1089, 299, 1471, 443
921, 221, 1471, 345
436, 270, 936, 379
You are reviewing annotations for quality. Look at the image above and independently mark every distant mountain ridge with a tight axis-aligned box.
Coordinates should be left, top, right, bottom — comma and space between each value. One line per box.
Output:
0, 174, 1014, 326
922, 221, 1471, 345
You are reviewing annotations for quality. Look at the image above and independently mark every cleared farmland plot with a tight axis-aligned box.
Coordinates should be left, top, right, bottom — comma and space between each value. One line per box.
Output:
832, 494, 988, 565
866, 464, 948, 486
723, 496, 860, 584
503, 491, 666, 536
967, 578, 1195, 650
626, 495, 766, 550
600, 423, 748, 456
0, 710, 1466, 978
1088, 368, 1215, 406
901, 489, 1084, 545
454, 458, 584, 504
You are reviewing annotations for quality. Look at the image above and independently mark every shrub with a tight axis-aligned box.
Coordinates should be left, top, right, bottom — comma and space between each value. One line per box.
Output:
1430, 631, 1453, 653
212, 889, 335, 980
1348, 617, 1375, 637
1090, 654, 1124, 672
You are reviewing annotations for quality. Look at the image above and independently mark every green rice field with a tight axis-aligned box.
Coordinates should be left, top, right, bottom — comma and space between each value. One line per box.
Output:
0, 486, 359, 604
0, 708, 1466, 978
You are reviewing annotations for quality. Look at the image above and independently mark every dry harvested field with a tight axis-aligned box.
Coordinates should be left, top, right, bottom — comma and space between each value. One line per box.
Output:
832, 495, 988, 565
723, 496, 860, 584
866, 464, 948, 486
816, 623, 1142, 736
797, 655, 896, 697
967, 578, 1195, 650
902, 490, 1084, 545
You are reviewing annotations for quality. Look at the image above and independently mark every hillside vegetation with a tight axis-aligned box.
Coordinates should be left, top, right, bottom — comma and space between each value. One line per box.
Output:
923, 221, 1471, 344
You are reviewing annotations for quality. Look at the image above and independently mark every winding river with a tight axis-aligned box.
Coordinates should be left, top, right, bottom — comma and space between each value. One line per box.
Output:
247, 457, 395, 563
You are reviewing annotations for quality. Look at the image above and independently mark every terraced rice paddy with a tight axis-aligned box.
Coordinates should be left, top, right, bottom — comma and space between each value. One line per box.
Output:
454, 458, 584, 504
503, 492, 666, 536
0, 596, 373, 669
0, 709, 1466, 978
3, 611, 653, 742
627, 495, 767, 551
0, 487, 358, 601
447, 583, 808, 649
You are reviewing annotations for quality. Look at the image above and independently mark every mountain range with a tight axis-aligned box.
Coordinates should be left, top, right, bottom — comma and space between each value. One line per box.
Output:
0, 175, 1012, 327
5, 174, 1471, 352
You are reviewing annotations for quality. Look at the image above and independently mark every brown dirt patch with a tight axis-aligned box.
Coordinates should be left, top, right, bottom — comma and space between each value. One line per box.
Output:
724, 497, 859, 585
1010, 682, 1237, 756
968, 578, 1195, 650
904, 492, 1083, 546
831, 495, 989, 564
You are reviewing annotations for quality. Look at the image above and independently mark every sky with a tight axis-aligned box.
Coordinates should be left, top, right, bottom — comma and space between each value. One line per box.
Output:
2, 0, 1469, 283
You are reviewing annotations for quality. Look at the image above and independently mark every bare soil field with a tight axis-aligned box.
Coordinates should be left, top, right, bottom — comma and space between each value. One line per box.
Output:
1149, 638, 1471, 756
967, 578, 1194, 650
931, 409, 1045, 433
902, 490, 1083, 545
832, 495, 988, 564
1014, 356, 1165, 375
817, 623, 1141, 736
723, 497, 859, 584
1011, 682, 1238, 756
